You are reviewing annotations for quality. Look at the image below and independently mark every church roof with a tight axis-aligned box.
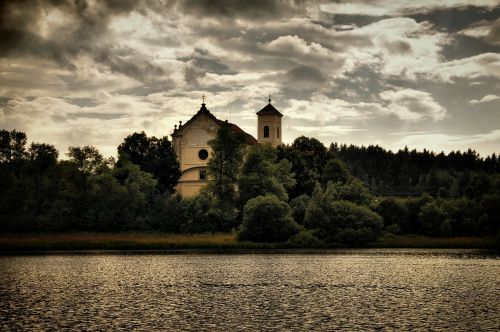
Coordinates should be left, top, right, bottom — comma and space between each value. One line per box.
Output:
172, 103, 258, 145
256, 102, 283, 117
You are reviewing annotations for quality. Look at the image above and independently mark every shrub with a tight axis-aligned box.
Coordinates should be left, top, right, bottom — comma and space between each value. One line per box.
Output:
290, 194, 310, 224
304, 192, 383, 245
286, 229, 325, 248
418, 201, 448, 237
238, 195, 300, 242
324, 178, 372, 206
321, 159, 352, 186
385, 223, 401, 235
374, 197, 410, 231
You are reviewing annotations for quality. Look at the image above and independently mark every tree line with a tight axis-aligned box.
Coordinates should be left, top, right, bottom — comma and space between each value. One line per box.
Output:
0, 128, 499, 246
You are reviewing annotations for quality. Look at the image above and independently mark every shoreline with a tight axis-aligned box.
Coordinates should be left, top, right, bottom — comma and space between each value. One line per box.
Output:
0, 233, 497, 253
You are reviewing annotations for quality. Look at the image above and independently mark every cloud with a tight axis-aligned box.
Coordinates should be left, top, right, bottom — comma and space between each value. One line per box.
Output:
320, 1, 499, 16
458, 17, 500, 46
395, 129, 500, 156
290, 125, 366, 137
379, 89, 447, 121
434, 52, 500, 81
0, 0, 499, 158
469, 94, 500, 104
177, 0, 308, 20
286, 65, 326, 83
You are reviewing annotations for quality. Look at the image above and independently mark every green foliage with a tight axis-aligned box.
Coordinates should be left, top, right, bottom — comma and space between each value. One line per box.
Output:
238, 195, 300, 242
332, 143, 500, 197
324, 178, 372, 206
304, 185, 383, 245
28, 143, 58, 172
321, 159, 352, 186
206, 121, 245, 208
418, 202, 448, 237
290, 194, 310, 224
238, 144, 295, 206
1, 129, 499, 244
373, 197, 410, 231
286, 229, 325, 248
0, 129, 27, 162
277, 136, 327, 197
117, 131, 180, 193
67, 146, 107, 175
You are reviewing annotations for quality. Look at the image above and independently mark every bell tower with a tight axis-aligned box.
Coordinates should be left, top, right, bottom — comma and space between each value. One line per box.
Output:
257, 96, 283, 147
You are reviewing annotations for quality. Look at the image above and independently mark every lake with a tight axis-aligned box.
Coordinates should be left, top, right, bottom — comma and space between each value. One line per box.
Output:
1, 249, 499, 331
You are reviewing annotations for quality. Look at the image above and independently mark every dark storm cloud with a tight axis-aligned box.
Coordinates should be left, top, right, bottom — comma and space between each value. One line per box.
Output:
177, 0, 307, 20
1, 0, 500, 156
441, 35, 500, 60
486, 18, 500, 45
0, 0, 164, 80
383, 40, 412, 55
179, 48, 237, 75
325, 14, 390, 28
410, 6, 500, 32
287, 65, 326, 82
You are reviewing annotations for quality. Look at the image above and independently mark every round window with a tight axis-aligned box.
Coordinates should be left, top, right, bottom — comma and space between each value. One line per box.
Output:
198, 149, 209, 160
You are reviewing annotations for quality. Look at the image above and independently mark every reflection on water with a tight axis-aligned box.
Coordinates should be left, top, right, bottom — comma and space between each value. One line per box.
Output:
1, 249, 499, 331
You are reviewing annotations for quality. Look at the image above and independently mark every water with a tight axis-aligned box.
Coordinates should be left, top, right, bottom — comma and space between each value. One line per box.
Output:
1, 249, 499, 331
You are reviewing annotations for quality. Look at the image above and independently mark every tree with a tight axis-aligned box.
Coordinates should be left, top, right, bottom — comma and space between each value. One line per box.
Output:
117, 131, 180, 193
304, 185, 383, 245
277, 136, 327, 197
290, 194, 310, 224
0, 129, 27, 163
238, 144, 295, 206
238, 195, 300, 242
67, 146, 105, 174
28, 143, 58, 172
324, 178, 372, 206
321, 159, 352, 186
418, 201, 448, 237
206, 121, 245, 207
374, 197, 410, 232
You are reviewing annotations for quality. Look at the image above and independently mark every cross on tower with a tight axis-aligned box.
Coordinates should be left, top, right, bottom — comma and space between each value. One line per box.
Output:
202, 94, 206, 104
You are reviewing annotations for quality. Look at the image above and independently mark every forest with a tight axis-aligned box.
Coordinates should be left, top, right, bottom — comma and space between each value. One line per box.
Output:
1, 127, 499, 246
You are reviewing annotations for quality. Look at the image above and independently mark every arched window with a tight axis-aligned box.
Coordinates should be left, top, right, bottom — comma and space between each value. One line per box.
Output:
264, 126, 269, 138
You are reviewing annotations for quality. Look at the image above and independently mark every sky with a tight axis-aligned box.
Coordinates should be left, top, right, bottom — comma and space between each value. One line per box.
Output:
0, 0, 499, 157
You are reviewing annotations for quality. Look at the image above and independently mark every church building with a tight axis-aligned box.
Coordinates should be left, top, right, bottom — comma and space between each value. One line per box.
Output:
171, 97, 283, 197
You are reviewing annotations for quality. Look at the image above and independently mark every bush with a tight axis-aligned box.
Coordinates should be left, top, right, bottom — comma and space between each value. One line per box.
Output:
325, 178, 372, 206
321, 159, 351, 186
290, 194, 310, 224
286, 229, 325, 248
304, 190, 383, 245
374, 197, 410, 231
418, 201, 448, 237
385, 223, 401, 235
238, 195, 300, 242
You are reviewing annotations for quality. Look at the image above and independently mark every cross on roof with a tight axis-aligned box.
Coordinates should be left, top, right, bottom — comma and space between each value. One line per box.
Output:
268, 95, 271, 104
202, 94, 206, 104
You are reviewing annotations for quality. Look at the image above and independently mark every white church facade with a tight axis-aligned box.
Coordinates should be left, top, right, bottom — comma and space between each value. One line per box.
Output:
171, 98, 283, 197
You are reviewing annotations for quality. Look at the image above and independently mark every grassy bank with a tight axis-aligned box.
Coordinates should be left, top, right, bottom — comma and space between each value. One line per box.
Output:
0, 233, 497, 252
0, 233, 239, 251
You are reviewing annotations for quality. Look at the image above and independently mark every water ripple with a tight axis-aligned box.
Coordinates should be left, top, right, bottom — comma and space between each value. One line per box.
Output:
0, 249, 499, 331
